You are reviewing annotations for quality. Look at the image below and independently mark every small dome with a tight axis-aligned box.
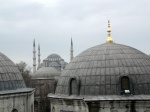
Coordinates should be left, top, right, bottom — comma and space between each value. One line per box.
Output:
33, 67, 61, 79
56, 43, 150, 95
0, 52, 26, 91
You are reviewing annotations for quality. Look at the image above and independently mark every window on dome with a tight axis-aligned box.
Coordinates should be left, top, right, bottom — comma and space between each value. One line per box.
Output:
70, 79, 77, 95
11, 109, 18, 112
121, 76, 130, 94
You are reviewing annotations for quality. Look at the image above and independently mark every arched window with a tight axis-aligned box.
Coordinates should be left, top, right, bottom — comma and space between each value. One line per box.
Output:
11, 109, 18, 112
70, 79, 77, 95
121, 76, 130, 94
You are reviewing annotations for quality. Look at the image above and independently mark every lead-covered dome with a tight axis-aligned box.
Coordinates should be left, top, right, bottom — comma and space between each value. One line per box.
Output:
55, 43, 150, 95
0, 52, 26, 91
33, 67, 61, 79
47, 53, 62, 60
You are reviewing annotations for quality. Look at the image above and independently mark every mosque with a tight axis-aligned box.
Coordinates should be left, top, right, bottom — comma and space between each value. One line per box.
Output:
0, 52, 34, 112
32, 39, 74, 112
48, 21, 150, 112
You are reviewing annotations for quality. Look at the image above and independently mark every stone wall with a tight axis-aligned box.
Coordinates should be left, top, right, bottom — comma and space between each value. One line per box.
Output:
34, 79, 55, 96
33, 79, 55, 112
50, 99, 88, 112
50, 99, 150, 112
0, 92, 34, 112
87, 100, 150, 112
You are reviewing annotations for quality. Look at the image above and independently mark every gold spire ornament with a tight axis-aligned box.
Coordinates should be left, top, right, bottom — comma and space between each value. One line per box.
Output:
106, 20, 113, 43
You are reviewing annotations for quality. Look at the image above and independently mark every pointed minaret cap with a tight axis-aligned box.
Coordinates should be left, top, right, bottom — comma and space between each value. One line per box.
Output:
106, 20, 113, 43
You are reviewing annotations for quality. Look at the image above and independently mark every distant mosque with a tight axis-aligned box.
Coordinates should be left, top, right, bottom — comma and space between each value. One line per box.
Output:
32, 38, 74, 73
32, 38, 74, 112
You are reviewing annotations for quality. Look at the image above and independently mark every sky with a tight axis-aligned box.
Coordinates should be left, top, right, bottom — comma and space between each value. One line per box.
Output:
0, 0, 150, 72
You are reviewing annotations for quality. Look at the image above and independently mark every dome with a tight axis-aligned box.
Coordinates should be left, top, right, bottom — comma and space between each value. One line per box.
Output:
0, 52, 26, 91
47, 53, 61, 60
55, 43, 150, 95
33, 67, 61, 79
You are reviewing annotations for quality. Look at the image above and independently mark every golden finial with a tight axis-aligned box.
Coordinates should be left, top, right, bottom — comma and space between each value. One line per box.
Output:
106, 20, 113, 43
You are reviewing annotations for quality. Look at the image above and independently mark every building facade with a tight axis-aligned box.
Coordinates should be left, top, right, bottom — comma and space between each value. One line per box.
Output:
32, 67, 61, 112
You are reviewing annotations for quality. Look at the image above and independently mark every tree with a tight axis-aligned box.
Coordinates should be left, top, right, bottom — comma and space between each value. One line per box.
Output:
16, 61, 32, 87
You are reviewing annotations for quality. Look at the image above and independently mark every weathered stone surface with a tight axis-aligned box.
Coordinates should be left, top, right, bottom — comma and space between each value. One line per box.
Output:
50, 98, 150, 112
0, 92, 34, 112
0, 52, 26, 91
55, 43, 150, 95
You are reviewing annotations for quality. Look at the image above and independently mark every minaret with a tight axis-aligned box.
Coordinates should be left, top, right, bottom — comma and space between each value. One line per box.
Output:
38, 44, 41, 67
106, 20, 113, 43
33, 39, 36, 73
70, 38, 74, 61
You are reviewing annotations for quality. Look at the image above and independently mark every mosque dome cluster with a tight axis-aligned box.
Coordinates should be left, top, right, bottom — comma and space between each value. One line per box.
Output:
32, 41, 70, 112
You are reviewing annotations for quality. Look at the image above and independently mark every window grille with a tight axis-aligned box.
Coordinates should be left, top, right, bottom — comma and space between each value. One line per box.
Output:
121, 76, 130, 94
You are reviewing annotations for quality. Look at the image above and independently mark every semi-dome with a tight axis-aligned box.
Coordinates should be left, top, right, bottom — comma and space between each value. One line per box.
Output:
0, 52, 26, 91
33, 67, 61, 79
55, 43, 150, 95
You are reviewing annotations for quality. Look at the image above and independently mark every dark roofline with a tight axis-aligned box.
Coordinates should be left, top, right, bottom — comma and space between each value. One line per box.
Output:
0, 88, 35, 96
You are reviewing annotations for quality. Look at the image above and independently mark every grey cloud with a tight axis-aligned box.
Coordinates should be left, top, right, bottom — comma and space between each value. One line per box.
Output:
0, 0, 150, 69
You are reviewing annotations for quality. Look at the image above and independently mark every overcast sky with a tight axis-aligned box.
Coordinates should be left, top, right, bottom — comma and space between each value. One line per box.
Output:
0, 0, 150, 71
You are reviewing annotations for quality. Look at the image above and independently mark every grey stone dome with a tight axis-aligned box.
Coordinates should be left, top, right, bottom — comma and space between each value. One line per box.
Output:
47, 53, 61, 60
33, 67, 61, 79
0, 52, 26, 91
55, 43, 150, 95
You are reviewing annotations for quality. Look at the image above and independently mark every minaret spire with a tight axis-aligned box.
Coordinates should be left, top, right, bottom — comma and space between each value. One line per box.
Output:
70, 37, 74, 61
38, 44, 41, 67
33, 39, 36, 73
106, 20, 113, 43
